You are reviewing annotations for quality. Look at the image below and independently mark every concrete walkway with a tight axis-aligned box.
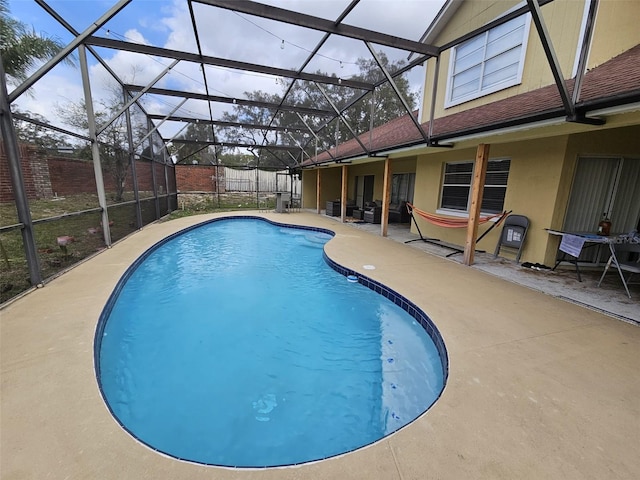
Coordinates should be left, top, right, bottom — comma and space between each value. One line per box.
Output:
2, 212, 639, 479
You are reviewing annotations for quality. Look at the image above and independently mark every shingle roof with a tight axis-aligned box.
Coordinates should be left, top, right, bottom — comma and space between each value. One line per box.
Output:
303, 44, 640, 166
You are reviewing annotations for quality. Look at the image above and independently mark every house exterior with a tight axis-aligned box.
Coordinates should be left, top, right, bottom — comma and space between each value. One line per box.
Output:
300, 0, 640, 267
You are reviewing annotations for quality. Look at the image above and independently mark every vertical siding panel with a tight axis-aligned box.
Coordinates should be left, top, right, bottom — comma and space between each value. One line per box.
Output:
611, 158, 640, 233
563, 157, 619, 232
224, 168, 300, 193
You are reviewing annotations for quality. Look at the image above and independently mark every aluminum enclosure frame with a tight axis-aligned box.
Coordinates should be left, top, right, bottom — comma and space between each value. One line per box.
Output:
1, 0, 615, 294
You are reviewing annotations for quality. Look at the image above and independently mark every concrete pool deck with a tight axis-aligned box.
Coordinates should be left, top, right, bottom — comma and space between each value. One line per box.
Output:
2, 211, 639, 479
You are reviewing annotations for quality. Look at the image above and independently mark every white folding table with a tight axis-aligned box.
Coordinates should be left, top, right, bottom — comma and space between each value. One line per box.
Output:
546, 229, 609, 282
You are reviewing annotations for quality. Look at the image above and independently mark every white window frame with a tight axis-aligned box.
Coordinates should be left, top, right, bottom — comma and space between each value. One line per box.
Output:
437, 158, 511, 216
444, 14, 532, 108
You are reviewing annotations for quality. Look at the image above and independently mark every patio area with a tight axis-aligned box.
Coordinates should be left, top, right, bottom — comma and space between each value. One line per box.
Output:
338, 217, 640, 324
2, 211, 639, 480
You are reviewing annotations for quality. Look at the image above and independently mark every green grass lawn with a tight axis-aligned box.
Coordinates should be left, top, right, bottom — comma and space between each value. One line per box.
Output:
0, 192, 278, 303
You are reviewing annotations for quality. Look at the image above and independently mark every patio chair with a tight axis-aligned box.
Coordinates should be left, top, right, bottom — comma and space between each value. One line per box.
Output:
352, 207, 364, 220
325, 199, 355, 217
493, 214, 529, 263
388, 201, 410, 223
597, 238, 640, 298
363, 206, 382, 224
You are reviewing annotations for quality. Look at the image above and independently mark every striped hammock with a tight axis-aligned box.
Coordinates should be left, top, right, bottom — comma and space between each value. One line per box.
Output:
406, 203, 506, 228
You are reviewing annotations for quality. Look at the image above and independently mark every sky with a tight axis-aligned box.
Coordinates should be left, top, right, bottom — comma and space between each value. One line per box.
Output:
7, 0, 447, 141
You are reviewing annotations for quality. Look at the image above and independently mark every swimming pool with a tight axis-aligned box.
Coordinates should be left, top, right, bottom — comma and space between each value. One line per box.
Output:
96, 217, 447, 467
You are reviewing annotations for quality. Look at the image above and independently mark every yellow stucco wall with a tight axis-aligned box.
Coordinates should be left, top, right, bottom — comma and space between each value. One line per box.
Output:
302, 1, 640, 268
301, 170, 316, 209
431, 0, 521, 46
589, 0, 640, 67
302, 158, 419, 210
303, 125, 638, 265
302, 167, 344, 209
421, 0, 597, 122
348, 158, 418, 202
413, 137, 570, 264
344, 162, 386, 202
410, 124, 640, 265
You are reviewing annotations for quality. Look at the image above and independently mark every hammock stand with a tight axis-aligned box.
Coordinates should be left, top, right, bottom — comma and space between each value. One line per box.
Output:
404, 203, 511, 257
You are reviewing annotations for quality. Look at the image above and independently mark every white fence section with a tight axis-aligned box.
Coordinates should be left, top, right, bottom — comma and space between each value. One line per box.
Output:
224, 168, 300, 193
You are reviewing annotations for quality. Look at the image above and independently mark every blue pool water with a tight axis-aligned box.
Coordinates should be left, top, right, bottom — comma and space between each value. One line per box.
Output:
96, 217, 446, 467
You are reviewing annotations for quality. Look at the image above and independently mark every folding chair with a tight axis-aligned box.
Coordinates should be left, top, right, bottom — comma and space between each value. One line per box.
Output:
494, 214, 529, 263
597, 240, 640, 298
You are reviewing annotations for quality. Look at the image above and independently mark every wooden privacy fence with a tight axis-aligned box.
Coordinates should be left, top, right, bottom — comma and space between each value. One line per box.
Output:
224, 168, 300, 193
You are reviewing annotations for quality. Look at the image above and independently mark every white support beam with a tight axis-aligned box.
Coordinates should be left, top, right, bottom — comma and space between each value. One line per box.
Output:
79, 45, 111, 247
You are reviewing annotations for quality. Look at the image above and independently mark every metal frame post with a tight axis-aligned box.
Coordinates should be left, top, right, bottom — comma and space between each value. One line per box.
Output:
255, 164, 259, 208
10, 0, 132, 102
526, 0, 572, 112
99, 60, 179, 135
147, 118, 161, 220
428, 55, 440, 142
0, 57, 42, 285
369, 87, 375, 148
124, 88, 142, 229
163, 155, 170, 215
366, 41, 430, 142
315, 82, 370, 155
572, 0, 599, 106
79, 45, 111, 246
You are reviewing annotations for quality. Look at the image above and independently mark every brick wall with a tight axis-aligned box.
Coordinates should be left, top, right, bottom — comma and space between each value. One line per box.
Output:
0, 142, 37, 202
134, 160, 154, 192
0, 141, 181, 203
48, 157, 97, 196
175, 165, 225, 193
30, 149, 53, 199
9, 155, 164, 201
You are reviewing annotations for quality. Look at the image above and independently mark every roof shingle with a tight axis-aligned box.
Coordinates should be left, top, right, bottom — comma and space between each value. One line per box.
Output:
304, 44, 640, 166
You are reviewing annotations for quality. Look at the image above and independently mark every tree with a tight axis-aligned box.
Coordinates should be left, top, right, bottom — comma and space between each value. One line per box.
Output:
171, 90, 293, 168
218, 90, 292, 169
11, 108, 72, 151
218, 53, 417, 167
0, 0, 72, 84
57, 93, 148, 202
172, 121, 219, 165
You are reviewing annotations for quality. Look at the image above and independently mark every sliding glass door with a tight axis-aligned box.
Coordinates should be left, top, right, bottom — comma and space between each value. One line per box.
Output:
563, 156, 640, 262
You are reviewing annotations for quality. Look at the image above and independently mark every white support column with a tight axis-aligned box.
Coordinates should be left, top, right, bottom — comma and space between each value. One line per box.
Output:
79, 45, 111, 246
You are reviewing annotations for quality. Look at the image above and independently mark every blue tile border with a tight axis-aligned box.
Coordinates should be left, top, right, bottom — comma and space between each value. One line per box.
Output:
93, 215, 448, 469
322, 251, 449, 383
